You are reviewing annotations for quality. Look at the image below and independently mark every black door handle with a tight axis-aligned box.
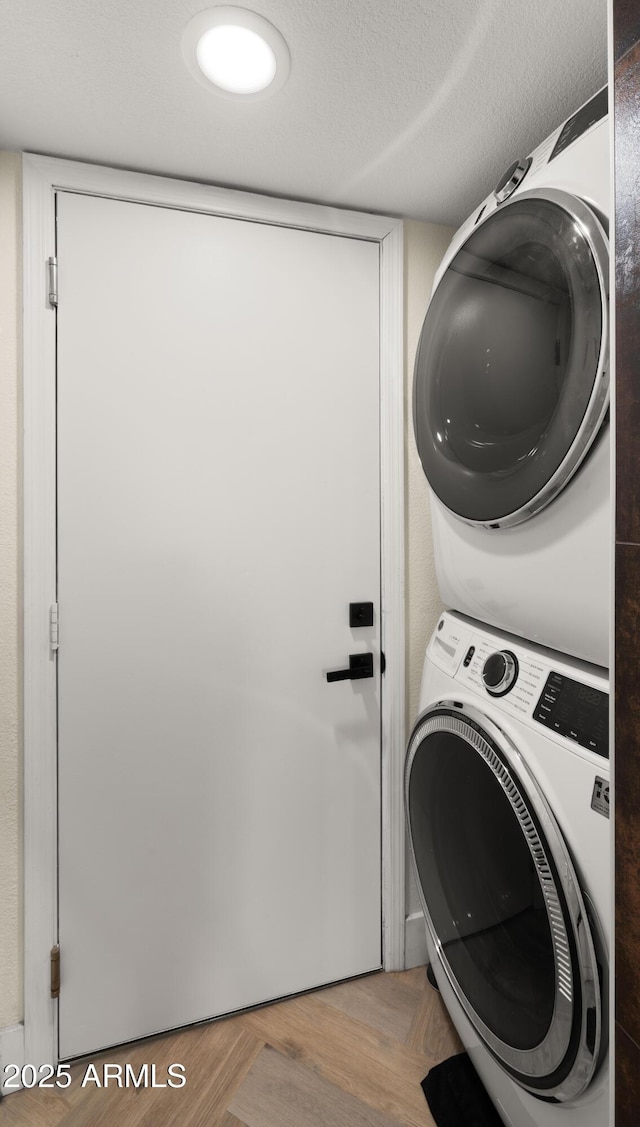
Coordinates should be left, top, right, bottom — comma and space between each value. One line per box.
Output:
326, 653, 374, 682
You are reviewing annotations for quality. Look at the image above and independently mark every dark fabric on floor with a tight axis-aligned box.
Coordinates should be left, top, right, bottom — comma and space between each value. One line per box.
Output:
421, 1052, 504, 1127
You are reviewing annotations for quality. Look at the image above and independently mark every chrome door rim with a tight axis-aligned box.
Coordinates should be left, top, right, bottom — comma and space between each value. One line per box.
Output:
405, 701, 603, 1101
416, 187, 609, 530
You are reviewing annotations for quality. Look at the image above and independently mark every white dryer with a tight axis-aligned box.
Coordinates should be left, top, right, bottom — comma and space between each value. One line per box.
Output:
413, 88, 610, 668
405, 611, 610, 1126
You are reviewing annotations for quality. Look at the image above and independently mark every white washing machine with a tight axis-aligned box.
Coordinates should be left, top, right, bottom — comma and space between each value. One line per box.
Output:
405, 611, 610, 1127
413, 88, 610, 668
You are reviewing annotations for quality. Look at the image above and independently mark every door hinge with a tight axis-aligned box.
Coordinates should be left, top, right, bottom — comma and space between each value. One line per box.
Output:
50, 945, 60, 998
48, 256, 58, 308
50, 603, 59, 652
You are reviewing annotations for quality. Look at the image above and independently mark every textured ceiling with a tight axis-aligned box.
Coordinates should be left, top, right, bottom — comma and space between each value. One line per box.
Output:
0, 0, 607, 225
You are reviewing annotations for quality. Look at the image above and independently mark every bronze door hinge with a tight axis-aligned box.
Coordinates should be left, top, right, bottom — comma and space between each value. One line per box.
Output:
51, 945, 60, 998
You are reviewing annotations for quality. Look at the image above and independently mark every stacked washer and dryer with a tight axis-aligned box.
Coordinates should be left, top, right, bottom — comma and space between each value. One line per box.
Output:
405, 88, 611, 1127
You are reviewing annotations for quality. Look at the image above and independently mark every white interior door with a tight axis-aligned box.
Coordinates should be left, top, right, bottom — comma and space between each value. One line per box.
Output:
55, 191, 382, 1059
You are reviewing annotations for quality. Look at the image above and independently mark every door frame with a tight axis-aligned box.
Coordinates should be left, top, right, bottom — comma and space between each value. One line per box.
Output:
22, 152, 405, 1067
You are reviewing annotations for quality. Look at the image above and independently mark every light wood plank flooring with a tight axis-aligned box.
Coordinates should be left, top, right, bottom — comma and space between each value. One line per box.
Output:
0, 967, 463, 1127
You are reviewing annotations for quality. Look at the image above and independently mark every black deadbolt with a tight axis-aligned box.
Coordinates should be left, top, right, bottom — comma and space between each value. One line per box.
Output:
349, 602, 374, 628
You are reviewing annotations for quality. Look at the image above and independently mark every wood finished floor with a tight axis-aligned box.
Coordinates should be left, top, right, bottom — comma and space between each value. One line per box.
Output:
0, 967, 463, 1127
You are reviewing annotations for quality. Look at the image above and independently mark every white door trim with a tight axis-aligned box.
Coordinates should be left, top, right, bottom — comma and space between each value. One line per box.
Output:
22, 153, 405, 1067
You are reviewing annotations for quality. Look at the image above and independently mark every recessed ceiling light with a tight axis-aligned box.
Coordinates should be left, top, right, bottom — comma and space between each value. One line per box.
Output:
182, 8, 291, 100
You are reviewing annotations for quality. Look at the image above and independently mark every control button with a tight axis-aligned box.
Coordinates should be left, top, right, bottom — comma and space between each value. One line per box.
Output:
494, 157, 532, 203
482, 650, 519, 696
463, 645, 475, 668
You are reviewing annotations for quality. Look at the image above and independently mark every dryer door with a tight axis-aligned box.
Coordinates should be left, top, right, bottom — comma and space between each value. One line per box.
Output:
413, 189, 609, 528
405, 703, 605, 1102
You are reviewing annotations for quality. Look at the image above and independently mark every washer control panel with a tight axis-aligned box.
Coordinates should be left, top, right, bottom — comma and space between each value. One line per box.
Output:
548, 85, 607, 163
427, 613, 609, 760
533, 672, 609, 758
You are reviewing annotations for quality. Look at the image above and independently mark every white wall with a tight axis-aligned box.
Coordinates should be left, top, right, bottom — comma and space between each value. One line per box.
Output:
0, 152, 23, 1028
403, 219, 454, 944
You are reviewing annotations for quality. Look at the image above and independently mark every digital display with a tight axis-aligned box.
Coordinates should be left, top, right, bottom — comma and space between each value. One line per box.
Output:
533, 672, 609, 758
549, 87, 608, 163
572, 683, 606, 709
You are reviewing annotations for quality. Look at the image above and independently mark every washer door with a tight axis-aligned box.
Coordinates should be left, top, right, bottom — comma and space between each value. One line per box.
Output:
405, 703, 604, 1102
413, 189, 609, 528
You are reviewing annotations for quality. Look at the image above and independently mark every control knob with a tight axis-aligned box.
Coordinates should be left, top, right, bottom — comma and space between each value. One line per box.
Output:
482, 650, 519, 696
494, 157, 532, 203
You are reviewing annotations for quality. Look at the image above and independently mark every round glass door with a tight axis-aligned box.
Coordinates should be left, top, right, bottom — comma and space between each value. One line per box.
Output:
405, 705, 603, 1101
413, 189, 609, 527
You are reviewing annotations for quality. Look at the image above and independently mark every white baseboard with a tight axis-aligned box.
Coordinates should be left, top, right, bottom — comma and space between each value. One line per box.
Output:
404, 911, 428, 969
0, 1023, 25, 1095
